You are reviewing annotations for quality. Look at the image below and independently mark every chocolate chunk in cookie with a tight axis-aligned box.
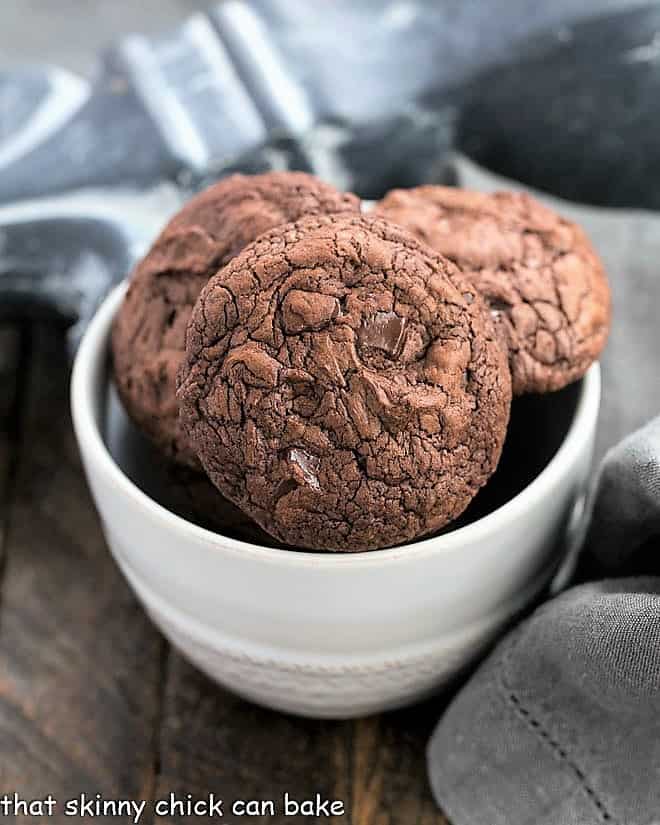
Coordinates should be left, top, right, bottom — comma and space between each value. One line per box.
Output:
178, 213, 511, 551
374, 186, 611, 394
111, 172, 359, 466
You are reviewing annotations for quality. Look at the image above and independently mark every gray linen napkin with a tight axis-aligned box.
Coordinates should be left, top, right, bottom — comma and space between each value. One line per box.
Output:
426, 159, 660, 825
428, 579, 660, 825
582, 416, 660, 577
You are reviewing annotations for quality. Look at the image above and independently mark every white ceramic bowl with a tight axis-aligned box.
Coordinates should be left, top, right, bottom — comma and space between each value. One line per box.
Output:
71, 285, 600, 718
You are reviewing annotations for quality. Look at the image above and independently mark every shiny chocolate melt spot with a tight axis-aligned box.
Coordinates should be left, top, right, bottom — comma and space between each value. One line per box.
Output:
359, 311, 407, 358
287, 447, 321, 490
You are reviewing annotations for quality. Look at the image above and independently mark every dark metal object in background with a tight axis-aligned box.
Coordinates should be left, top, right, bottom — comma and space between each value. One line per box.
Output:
453, 5, 660, 209
0, 1, 658, 348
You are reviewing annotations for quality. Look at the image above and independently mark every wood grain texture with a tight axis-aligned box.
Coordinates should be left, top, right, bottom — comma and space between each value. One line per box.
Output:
0, 324, 164, 822
349, 708, 449, 825
0, 325, 22, 560
154, 654, 448, 824
153, 653, 352, 823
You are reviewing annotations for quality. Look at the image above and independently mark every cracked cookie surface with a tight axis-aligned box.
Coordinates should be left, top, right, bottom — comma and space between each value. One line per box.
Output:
374, 186, 611, 394
178, 213, 511, 551
111, 172, 360, 467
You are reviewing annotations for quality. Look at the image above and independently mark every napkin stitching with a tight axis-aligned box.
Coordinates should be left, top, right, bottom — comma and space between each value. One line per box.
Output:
499, 637, 617, 825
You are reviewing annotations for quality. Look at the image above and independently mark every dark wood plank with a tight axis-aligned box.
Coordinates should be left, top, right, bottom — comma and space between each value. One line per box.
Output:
153, 653, 351, 823
154, 653, 448, 824
0, 325, 22, 559
348, 708, 449, 825
0, 323, 164, 821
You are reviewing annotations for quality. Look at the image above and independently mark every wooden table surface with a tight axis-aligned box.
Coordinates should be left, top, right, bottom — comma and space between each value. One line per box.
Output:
0, 323, 450, 823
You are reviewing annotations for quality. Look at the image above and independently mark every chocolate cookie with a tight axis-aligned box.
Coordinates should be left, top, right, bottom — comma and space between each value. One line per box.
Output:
178, 213, 511, 551
112, 172, 360, 466
374, 186, 611, 394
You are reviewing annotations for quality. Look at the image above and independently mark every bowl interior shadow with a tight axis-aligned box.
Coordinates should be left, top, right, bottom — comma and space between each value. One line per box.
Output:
450, 381, 580, 531
103, 364, 582, 551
